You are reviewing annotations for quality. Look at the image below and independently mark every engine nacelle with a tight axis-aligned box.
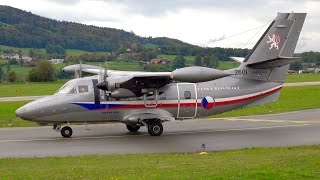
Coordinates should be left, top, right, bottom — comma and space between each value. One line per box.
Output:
110, 88, 136, 98
172, 66, 232, 83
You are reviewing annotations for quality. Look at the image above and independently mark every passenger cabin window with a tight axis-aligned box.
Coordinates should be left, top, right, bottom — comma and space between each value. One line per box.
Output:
184, 91, 191, 99
78, 85, 89, 93
147, 92, 155, 100
159, 92, 166, 100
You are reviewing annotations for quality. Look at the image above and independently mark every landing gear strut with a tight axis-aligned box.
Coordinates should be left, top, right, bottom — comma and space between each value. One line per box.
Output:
148, 121, 163, 136
53, 124, 73, 138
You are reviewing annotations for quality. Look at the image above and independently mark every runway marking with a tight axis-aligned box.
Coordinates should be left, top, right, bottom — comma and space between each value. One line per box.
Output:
210, 117, 313, 124
0, 124, 311, 143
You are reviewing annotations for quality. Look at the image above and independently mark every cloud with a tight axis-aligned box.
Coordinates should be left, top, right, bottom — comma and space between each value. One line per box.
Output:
0, 0, 319, 52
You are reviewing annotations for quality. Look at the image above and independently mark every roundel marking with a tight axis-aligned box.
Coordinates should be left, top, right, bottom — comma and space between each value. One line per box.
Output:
202, 96, 214, 109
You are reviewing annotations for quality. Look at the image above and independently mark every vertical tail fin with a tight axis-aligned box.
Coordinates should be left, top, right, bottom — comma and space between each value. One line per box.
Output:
239, 13, 306, 82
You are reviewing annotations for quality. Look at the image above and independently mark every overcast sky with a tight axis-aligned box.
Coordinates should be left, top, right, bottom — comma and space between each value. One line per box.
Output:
1, 0, 319, 52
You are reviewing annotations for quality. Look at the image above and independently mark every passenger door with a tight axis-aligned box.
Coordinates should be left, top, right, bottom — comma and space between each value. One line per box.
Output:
177, 83, 197, 118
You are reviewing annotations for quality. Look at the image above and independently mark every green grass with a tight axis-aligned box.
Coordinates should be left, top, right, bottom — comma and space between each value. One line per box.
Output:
0, 145, 320, 179
218, 61, 239, 70
285, 73, 320, 83
0, 81, 66, 97
0, 101, 36, 127
213, 85, 320, 118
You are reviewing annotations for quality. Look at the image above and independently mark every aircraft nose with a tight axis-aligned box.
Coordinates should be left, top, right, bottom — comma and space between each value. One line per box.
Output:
15, 106, 29, 119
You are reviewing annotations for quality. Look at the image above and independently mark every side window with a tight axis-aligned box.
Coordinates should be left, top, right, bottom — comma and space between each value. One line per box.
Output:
78, 85, 89, 93
159, 92, 166, 100
69, 87, 77, 94
184, 91, 191, 99
147, 92, 155, 100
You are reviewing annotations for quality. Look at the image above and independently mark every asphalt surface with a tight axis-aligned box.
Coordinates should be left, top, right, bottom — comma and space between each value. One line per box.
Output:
0, 81, 319, 102
0, 108, 319, 158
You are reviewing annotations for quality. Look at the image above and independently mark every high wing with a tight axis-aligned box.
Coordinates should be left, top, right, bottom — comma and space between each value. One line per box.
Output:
63, 64, 232, 98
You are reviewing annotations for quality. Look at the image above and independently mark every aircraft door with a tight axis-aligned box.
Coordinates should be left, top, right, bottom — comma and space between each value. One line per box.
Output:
177, 83, 197, 118
144, 90, 158, 107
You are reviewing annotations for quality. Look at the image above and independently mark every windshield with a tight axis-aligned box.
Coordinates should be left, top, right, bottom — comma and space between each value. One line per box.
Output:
56, 80, 77, 94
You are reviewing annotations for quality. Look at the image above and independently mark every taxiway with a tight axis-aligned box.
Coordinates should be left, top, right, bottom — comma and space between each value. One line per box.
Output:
0, 108, 319, 158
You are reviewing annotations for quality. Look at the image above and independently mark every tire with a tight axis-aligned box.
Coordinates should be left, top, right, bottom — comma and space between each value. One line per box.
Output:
61, 126, 73, 138
148, 121, 163, 136
126, 124, 140, 132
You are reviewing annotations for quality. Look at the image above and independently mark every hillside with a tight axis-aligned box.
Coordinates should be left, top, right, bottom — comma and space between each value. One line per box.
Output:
0, 6, 193, 52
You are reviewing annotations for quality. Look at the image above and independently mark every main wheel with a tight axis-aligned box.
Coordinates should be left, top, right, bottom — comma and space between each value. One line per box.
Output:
148, 121, 163, 136
61, 126, 73, 138
126, 124, 140, 132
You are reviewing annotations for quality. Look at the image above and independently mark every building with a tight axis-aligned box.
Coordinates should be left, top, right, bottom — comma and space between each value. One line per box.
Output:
1, 53, 19, 60
49, 59, 65, 64
149, 58, 171, 65
22, 56, 32, 62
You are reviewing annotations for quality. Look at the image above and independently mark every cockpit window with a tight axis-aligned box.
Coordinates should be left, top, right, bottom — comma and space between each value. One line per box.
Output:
78, 85, 89, 93
56, 81, 77, 94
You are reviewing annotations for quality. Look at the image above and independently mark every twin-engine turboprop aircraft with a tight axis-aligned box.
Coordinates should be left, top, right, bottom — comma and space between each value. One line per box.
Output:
16, 13, 306, 137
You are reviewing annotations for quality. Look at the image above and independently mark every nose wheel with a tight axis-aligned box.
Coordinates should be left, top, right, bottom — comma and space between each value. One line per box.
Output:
61, 126, 73, 138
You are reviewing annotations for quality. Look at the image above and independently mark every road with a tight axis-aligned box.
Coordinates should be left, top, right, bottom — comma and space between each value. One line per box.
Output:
0, 108, 319, 158
0, 81, 319, 102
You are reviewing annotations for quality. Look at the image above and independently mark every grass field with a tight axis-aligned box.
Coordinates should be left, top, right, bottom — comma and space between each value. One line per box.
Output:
0, 101, 35, 127
212, 85, 320, 118
285, 73, 320, 83
0, 145, 319, 179
0, 81, 66, 97
1, 85, 320, 128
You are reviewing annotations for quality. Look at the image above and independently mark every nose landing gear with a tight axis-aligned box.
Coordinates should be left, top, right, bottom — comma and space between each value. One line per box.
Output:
53, 124, 73, 138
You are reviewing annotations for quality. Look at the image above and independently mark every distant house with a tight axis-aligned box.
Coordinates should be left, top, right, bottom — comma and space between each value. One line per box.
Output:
1, 53, 19, 60
49, 59, 65, 64
22, 56, 32, 62
149, 58, 171, 65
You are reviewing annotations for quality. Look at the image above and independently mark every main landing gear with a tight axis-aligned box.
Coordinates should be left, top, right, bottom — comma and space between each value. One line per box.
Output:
53, 124, 73, 138
126, 120, 163, 136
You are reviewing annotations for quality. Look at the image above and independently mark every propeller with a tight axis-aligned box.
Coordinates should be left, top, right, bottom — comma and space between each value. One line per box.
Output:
74, 60, 83, 78
96, 61, 109, 91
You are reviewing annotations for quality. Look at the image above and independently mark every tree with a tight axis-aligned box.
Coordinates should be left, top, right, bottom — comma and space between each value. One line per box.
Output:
29, 49, 35, 58
6, 63, 10, 73
173, 55, 186, 69
290, 61, 303, 71
195, 55, 203, 66
210, 55, 219, 68
46, 44, 66, 55
203, 55, 219, 68
28, 60, 55, 82
203, 56, 211, 67
143, 51, 157, 61
6, 70, 16, 82
0, 66, 3, 81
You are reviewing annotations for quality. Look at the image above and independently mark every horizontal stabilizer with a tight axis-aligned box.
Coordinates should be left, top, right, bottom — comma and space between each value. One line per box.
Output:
230, 57, 245, 63
246, 56, 299, 69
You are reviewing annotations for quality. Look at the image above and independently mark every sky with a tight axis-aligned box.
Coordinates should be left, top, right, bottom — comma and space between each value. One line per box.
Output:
0, 0, 319, 52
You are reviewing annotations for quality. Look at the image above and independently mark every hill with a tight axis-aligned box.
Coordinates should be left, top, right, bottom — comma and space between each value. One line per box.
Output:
0, 5, 193, 52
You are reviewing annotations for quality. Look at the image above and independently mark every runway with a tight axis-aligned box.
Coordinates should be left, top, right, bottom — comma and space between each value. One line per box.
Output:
0, 108, 319, 158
